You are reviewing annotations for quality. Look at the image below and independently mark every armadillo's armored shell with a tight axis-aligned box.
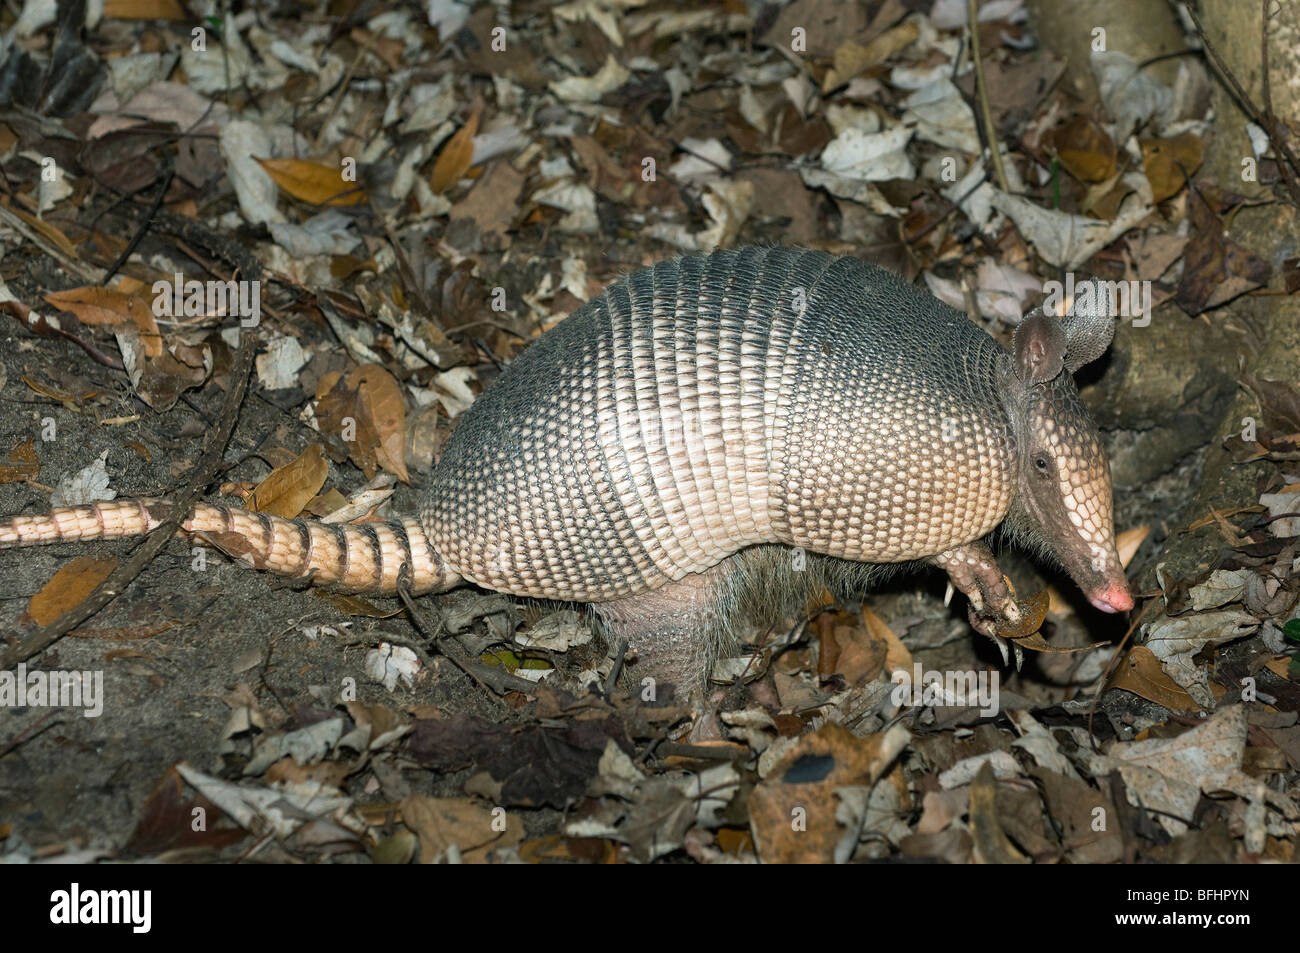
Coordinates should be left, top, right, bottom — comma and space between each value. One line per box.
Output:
425, 247, 1017, 602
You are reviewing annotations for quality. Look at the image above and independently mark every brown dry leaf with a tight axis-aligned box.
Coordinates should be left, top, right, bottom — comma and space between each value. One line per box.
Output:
329, 255, 378, 281
0, 438, 39, 484
1140, 133, 1203, 203
1054, 117, 1117, 183
1115, 524, 1148, 569
43, 285, 163, 357
1264, 657, 1291, 679
518, 834, 618, 863
349, 27, 406, 73
1111, 646, 1200, 711
315, 365, 410, 483
352, 365, 409, 483
255, 157, 365, 207
315, 372, 379, 476
313, 590, 406, 618
248, 443, 328, 519
1080, 170, 1130, 219
200, 530, 262, 568
1176, 186, 1272, 314
1, 197, 79, 258
104, 0, 186, 18
996, 587, 1049, 639
969, 761, 1030, 864
817, 612, 886, 685
44, 286, 147, 327
1013, 632, 1110, 653
265, 759, 352, 788
1128, 232, 1188, 282
344, 700, 408, 741
449, 161, 524, 242
125, 767, 246, 855
22, 375, 76, 404
861, 605, 912, 674
117, 325, 211, 409
401, 794, 523, 863
822, 20, 920, 91
430, 112, 480, 194
29, 556, 118, 626
306, 487, 349, 516
1001, 587, 1109, 652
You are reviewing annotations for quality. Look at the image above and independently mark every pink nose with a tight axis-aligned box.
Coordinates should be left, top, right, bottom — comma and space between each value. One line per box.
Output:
1088, 583, 1134, 613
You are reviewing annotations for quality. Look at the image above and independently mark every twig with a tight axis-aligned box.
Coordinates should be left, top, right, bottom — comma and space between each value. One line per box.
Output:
395, 565, 534, 702
968, 0, 1009, 192
0, 202, 99, 284
0, 299, 125, 370
906, 169, 990, 246
100, 167, 175, 286
604, 637, 627, 696
0, 710, 60, 760
311, 31, 375, 156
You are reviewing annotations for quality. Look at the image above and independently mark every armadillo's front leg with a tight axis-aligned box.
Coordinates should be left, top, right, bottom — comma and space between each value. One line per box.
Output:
929, 543, 1023, 667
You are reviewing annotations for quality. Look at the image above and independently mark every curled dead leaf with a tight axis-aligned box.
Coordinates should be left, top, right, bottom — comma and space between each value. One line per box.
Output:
430, 111, 480, 194
248, 443, 329, 519
256, 157, 366, 207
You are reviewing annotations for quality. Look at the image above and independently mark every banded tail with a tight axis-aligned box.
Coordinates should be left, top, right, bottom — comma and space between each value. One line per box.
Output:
0, 499, 461, 595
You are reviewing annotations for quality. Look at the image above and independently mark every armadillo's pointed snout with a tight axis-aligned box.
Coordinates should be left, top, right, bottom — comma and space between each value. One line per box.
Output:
1088, 582, 1134, 614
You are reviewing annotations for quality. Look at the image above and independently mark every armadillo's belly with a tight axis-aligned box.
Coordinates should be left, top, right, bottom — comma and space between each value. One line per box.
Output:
424, 247, 1017, 602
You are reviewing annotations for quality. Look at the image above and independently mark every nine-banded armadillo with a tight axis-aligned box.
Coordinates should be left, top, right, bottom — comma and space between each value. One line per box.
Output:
0, 247, 1132, 693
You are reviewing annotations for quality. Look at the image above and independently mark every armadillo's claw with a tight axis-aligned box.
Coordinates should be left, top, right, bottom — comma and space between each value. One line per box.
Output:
944, 581, 955, 607
984, 632, 1025, 670
966, 604, 1026, 669
992, 634, 1010, 667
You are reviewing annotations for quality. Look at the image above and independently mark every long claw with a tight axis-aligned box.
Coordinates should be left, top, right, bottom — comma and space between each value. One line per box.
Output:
993, 634, 1010, 667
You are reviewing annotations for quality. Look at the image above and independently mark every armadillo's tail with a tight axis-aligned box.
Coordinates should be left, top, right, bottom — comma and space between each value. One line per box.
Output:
0, 498, 462, 596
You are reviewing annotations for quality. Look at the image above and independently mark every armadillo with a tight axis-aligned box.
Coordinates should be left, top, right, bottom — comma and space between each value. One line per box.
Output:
0, 247, 1132, 692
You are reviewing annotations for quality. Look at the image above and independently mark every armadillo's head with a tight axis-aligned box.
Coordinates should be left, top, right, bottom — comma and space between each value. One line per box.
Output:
1001, 282, 1133, 615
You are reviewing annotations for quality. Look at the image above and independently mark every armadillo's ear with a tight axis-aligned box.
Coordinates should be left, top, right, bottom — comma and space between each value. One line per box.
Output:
1013, 310, 1066, 384
1061, 278, 1117, 372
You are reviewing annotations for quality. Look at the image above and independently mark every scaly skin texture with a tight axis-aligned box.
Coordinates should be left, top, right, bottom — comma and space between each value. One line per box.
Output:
426, 248, 1016, 599
0, 499, 458, 595
0, 248, 1132, 692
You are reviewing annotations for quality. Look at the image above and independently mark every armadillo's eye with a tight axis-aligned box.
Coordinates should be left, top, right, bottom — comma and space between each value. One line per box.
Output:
1033, 454, 1050, 473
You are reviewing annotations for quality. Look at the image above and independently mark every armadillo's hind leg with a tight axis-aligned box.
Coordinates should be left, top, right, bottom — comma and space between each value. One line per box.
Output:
929, 542, 1024, 667
590, 564, 735, 701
